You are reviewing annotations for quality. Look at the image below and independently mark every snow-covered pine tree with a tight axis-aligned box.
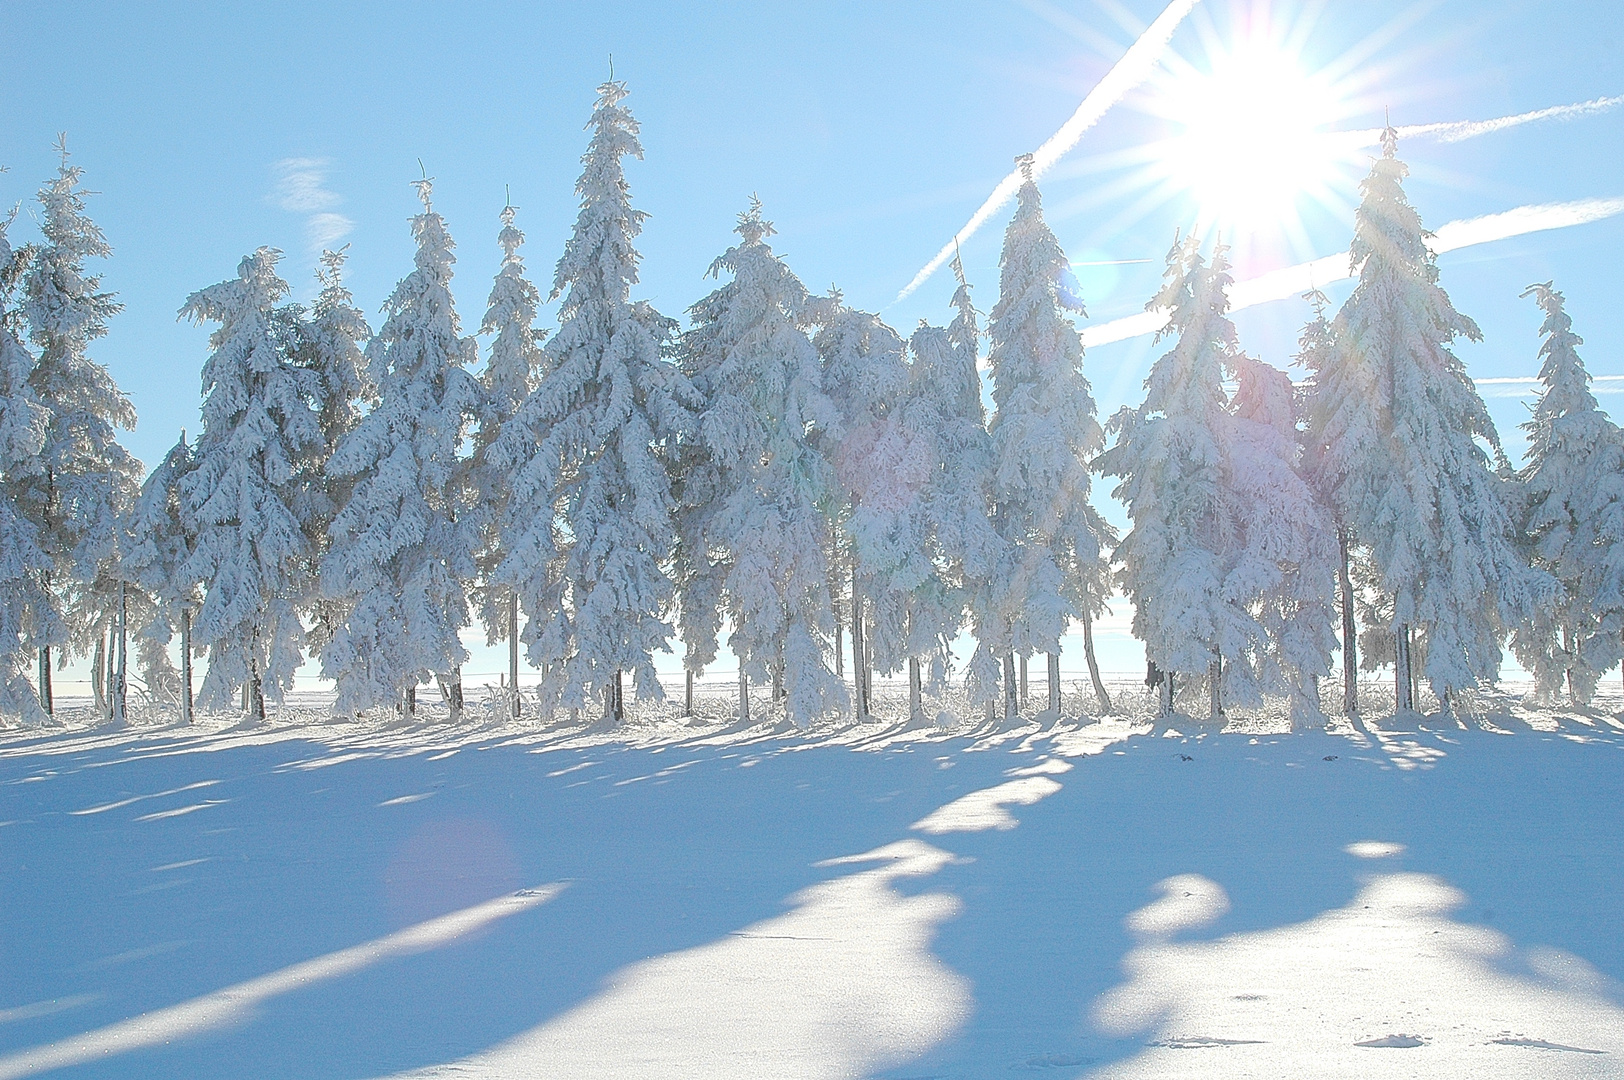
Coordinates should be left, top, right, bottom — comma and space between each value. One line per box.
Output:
985, 157, 1115, 718
1329, 126, 1549, 712
288, 247, 373, 664
1296, 287, 1363, 717
472, 203, 545, 718
16, 144, 141, 717
489, 79, 691, 724
124, 431, 197, 720
179, 247, 317, 722
815, 297, 908, 717
0, 219, 54, 723
1226, 354, 1338, 723
681, 199, 845, 727
1100, 233, 1252, 720
320, 178, 482, 718
1509, 282, 1624, 705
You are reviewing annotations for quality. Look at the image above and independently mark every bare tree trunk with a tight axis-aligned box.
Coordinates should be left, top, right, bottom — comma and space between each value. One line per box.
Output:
92, 633, 106, 717
908, 657, 923, 722
834, 622, 844, 678
738, 669, 750, 723
179, 610, 193, 724
1209, 656, 1222, 720
1019, 654, 1028, 711
851, 562, 866, 718
1338, 527, 1358, 717
1394, 624, 1413, 713
1082, 618, 1112, 714
613, 670, 625, 722
247, 657, 265, 724
114, 581, 128, 723
404, 684, 416, 720
508, 591, 521, 720
38, 646, 53, 716
1047, 651, 1060, 716
1004, 653, 1018, 719
772, 662, 784, 701
685, 669, 694, 718
1161, 670, 1175, 717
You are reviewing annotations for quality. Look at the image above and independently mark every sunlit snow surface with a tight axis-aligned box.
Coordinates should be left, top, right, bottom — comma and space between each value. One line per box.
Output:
0, 680, 1619, 1079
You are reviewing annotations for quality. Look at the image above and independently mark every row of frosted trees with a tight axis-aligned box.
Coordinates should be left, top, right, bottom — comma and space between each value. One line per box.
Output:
2, 88, 1620, 730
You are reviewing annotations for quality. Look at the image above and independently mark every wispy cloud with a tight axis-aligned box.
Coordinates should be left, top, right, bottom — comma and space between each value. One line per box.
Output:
896, 0, 1202, 302
272, 158, 354, 253
1081, 195, 1624, 349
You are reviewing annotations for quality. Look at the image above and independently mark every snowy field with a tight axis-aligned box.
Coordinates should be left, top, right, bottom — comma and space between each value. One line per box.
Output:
1, 682, 1622, 1079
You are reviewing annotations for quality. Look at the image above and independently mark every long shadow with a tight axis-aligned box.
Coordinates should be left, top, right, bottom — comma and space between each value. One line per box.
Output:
0, 731, 1013, 1079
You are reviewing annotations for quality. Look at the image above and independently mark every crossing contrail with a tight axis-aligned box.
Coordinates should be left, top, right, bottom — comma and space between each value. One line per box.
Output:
1080, 194, 1624, 348
1338, 94, 1624, 150
895, 0, 1203, 303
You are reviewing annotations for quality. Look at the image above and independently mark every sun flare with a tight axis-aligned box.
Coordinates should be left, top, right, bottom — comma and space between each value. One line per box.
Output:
1156, 41, 1351, 235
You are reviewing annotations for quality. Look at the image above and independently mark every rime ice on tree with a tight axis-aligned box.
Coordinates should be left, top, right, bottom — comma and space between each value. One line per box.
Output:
1509, 283, 1624, 705
320, 178, 482, 718
180, 247, 317, 721
489, 79, 693, 723
680, 199, 845, 728
985, 160, 1115, 718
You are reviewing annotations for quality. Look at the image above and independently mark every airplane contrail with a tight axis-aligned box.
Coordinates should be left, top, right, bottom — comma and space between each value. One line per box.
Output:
895, 0, 1202, 303
1339, 94, 1624, 150
1080, 195, 1624, 349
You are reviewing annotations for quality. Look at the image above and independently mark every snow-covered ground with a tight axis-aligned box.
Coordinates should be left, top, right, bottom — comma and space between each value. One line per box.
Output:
1, 682, 1621, 1079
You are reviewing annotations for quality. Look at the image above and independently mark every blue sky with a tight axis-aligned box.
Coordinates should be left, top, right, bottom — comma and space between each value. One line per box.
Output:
3, 0, 1621, 681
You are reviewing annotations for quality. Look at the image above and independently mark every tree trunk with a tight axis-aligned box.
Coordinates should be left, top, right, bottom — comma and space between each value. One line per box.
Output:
450, 668, 464, 718
114, 581, 128, 723
1338, 527, 1358, 717
1004, 653, 1018, 719
834, 622, 844, 678
1047, 652, 1061, 716
247, 657, 266, 724
1019, 655, 1028, 711
179, 610, 193, 724
1209, 656, 1222, 720
908, 657, 923, 722
1394, 624, 1413, 713
738, 669, 750, 723
105, 631, 116, 720
613, 670, 625, 723
38, 646, 53, 716
1161, 670, 1175, 717
685, 669, 694, 718
1082, 618, 1112, 714
404, 684, 416, 720
851, 562, 866, 719
508, 591, 521, 720
772, 662, 784, 702
92, 633, 106, 717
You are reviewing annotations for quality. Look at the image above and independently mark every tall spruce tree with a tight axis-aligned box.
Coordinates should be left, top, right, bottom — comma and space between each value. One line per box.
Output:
180, 247, 316, 721
0, 219, 53, 723
680, 199, 845, 727
472, 204, 545, 716
320, 179, 481, 718
1327, 127, 1549, 711
1100, 233, 1252, 719
490, 79, 692, 723
17, 144, 141, 715
985, 158, 1115, 718
1509, 283, 1624, 705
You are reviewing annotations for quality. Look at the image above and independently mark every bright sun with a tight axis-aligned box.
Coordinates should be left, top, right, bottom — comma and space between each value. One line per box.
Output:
1156, 41, 1349, 235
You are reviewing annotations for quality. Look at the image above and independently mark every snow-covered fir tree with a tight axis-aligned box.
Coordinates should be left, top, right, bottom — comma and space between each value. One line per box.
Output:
1226, 354, 1337, 722
15, 145, 141, 715
288, 248, 373, 660
471, 203, 545, 711
1100, 233, 1254, 719
0, 219, 54, 723
179, 247, 317, 721
1509, 282, 1624, 705
898, 260, 1003, 721
489, 79, 692, 723
320, 178, 481, 718
985, 158, 1115, 717
1328, 127, 1549, 711
680, 199, 845, 727
815, 297, 908, 716
1295, 286, 1362, 717
123, 431, 197, 718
